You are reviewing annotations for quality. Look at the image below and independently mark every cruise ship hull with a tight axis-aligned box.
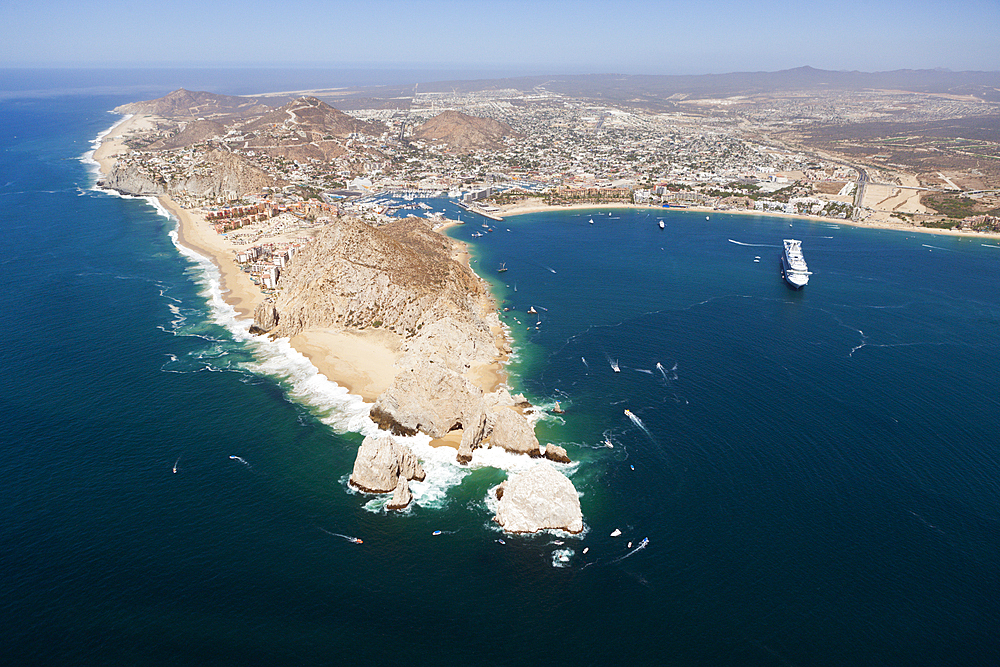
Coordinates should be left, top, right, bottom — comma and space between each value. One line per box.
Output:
781, 239, 809, 289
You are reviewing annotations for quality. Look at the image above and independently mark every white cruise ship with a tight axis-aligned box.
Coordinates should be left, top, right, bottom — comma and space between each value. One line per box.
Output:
781, 239, 810, 288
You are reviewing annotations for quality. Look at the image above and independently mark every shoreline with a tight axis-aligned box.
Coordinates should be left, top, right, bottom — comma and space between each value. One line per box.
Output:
495, 200, 1000, 240
94, 116, 509, 411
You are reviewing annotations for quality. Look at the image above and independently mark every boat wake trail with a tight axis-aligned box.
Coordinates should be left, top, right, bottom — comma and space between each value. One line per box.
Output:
729, 239, 780, 247
607, 537, 649, 564
318, 527, 363, 544
656, 361, 677, 382
581, 537, 650, 570
581, 356, 590, 372
542, 265, 557, 274
229, 455, 251, 468
624, 409, 651, 436
922, 244, 951, 251
982, 244, 1000, 249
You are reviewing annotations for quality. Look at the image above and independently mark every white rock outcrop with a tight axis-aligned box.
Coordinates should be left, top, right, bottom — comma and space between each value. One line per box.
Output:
386, 477, 413, 510
489, 407, 541, 457
348, 431, 425, 504
493, 463, 583, 534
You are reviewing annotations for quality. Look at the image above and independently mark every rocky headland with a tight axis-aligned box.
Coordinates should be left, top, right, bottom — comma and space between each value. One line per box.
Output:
251, 213, 581, 528
96, 88, 583, 533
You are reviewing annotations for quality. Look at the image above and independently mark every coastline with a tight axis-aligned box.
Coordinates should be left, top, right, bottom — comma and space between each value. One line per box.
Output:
495, 199, 1000, 240
94, 117, 509, 410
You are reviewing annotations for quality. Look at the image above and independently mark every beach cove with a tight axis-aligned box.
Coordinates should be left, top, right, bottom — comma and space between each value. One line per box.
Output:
3, 86, 1000, 665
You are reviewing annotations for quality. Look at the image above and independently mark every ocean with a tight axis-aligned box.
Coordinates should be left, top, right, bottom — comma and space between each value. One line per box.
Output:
2, 71, 999, 666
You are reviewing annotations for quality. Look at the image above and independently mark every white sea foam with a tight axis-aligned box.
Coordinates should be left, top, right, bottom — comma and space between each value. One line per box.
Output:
80, 114, 130, 183
551, 548, 575, 568
102, 168, 576, 515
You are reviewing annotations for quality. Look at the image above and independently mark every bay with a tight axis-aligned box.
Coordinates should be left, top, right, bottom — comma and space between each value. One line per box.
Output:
1, 73, 998, 666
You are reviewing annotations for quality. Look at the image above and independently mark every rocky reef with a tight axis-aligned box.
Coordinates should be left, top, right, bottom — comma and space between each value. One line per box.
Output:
349, 431, 426, 509
493, 463, 583, 534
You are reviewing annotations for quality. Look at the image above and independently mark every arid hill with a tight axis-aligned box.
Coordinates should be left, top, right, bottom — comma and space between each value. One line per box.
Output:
268, 215, 489, 338
114, 88, 271, 119
100, 148, 282, 199
245, 96, 384, 139
147, 119, 226, 151
239, 96, 386, 162
412, 110, 517, 152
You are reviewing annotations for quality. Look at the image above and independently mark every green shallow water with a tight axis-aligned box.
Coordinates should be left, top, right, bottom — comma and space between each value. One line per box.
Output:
2, 76, 999, 666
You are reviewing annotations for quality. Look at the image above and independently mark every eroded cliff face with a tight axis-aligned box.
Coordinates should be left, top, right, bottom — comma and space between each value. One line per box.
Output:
99, 149, 281, 198
265, 216, 507, 440
269, 216, 494, 339
261, 215, 577, 522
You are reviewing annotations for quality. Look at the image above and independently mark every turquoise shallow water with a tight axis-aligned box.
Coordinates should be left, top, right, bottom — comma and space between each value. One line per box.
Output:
2, 74, 1000, 666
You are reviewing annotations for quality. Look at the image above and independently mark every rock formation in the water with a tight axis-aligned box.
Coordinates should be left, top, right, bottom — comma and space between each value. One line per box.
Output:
489, 407, 541, 457
543, 443, 571, 463
493, 463, 583, 534
348, 431, 426, 504
386, 477, 413, 510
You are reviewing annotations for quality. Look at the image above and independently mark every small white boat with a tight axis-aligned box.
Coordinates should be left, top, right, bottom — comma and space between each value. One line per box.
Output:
611, 359, 620, 373
589, 218, 594, 224
658, 220, 665, 229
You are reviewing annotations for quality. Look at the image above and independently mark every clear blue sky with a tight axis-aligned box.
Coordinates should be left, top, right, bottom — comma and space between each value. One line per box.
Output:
2, 0, 997, 74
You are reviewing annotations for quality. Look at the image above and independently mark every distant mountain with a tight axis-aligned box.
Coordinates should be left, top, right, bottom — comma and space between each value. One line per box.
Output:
114, 88, 271, 118
412, 110, 517, 152
352, 67, 1000, 105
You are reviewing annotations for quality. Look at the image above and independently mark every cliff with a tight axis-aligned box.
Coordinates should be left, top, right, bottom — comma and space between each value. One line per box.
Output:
255, 216, 578, 524
99, 148, 282, 198
260, 216, 533, 450
269, 216, 495, 340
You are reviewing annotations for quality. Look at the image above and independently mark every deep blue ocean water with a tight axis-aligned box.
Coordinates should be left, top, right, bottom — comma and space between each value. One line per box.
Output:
2, 71, 999, 666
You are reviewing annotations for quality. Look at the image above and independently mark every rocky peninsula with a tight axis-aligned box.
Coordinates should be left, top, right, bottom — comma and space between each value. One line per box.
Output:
93, 91, 583, 534
250, 212, 580, 523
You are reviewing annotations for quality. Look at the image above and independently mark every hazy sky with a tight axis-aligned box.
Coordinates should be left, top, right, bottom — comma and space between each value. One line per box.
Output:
2, 0, 997, 74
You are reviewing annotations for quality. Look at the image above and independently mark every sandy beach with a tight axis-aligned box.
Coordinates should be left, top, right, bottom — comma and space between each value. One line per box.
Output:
97, 118, 995, 416
96, 120, 510, 414
495, 198, 1000, 240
